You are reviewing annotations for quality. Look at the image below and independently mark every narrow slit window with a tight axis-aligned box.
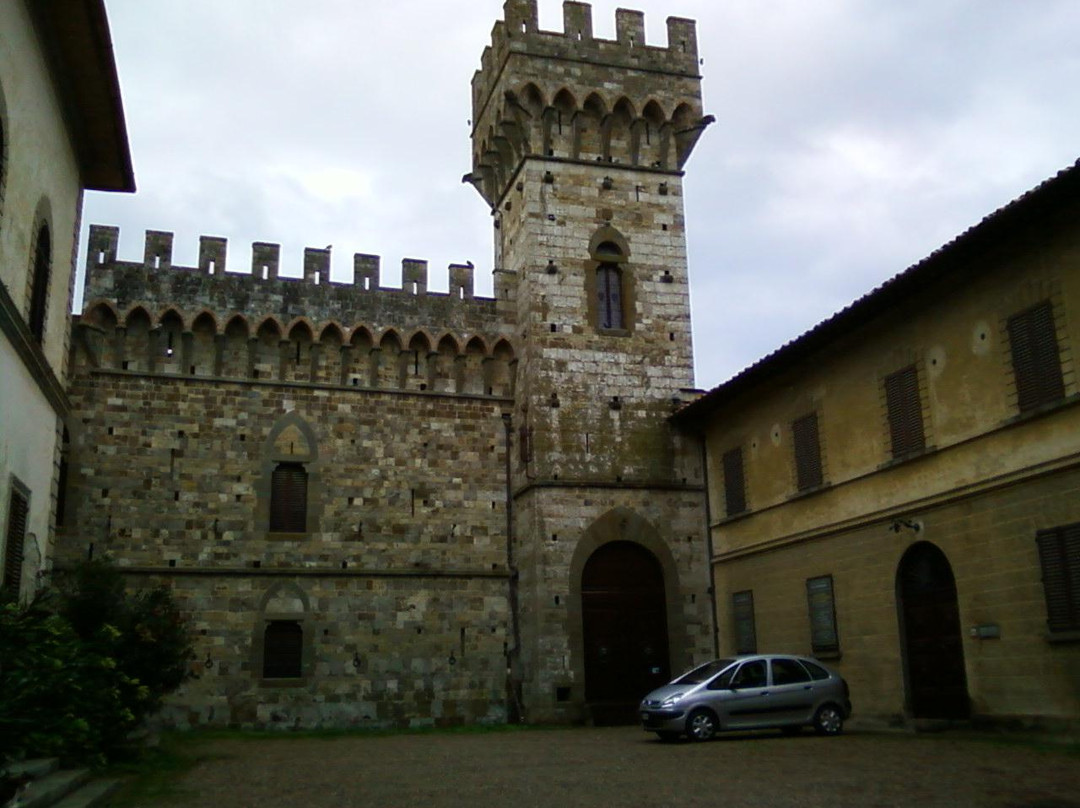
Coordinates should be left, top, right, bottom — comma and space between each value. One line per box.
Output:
269, 462, 308, 533
722, 446, 746, 516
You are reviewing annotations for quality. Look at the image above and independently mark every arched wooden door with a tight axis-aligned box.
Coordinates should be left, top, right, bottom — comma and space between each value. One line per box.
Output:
896, 542, 970, 719
581, 541, 670, 724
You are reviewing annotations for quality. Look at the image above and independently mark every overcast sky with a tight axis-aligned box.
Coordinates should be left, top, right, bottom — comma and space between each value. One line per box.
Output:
81, 0, 1080, 390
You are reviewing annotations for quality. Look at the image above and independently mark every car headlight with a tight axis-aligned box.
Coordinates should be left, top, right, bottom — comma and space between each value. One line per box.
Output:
660, 693, 685, 707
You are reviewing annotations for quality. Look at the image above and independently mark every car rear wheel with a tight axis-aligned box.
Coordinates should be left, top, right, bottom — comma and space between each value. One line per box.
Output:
813, 704, 844, 736
686, 708, 719, 742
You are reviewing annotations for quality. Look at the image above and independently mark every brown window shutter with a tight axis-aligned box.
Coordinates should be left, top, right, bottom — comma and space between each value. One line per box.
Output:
1008, 301, 1065, 413
792, 411, 823, 491
1036, 523, 1080, 632
263, 620, 303, 678
732, 590, 756, 654
270, 463, 307, 533
884, 365, 925, 458
722, 446, 746, 516
3, 489, 28, 594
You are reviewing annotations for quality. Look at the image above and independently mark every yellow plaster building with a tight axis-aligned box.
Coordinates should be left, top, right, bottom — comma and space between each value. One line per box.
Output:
676, 161, 1080, 729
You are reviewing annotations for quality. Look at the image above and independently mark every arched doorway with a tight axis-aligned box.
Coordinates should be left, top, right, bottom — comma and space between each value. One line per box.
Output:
896, 541, 969, 719
581, 540, 670, 724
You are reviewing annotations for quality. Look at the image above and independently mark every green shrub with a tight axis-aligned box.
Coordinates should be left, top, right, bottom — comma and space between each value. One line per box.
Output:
0, 561, 193, 766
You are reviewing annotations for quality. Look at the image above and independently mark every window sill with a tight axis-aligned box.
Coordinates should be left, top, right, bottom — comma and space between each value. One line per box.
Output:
1045, 629, 1080, 644
812, 650, 842, 661
259, 677, 307, 688
786, 481, 831, 502
1002, 392, 1080, 428
266, 531, 307, 541
877, 444, 937, 471
717, 508, 752, 525
596, 326, 631, 338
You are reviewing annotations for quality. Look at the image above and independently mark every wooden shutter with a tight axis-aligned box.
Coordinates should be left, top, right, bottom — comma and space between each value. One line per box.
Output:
792, 411, 823, 491
722, 446, 746, 516
806, 575, 839, 654
263, 621, 303, 678
1036, 523, 1080, 632
732, 590, 756, 654
269, 463, 307, 533
1008, 301, 1065, 413
884, 365, 925, 458
3, 489, 28, 595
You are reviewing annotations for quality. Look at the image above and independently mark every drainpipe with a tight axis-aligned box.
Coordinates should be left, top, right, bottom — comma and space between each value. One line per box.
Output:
698, 435, 719, 658
502, 412, 525, 721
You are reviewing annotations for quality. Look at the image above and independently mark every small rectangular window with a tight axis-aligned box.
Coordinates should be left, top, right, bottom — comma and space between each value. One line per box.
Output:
1035, 523, 1080, 633
3, 486, 29, 596
722, 446, 746, 516
732, 590, 757, 654
884, 364, 925, 458
1008, 300, 1065, 413
792, 411, 823, 491
806, 575, 840, 655
263, 620, 303, 678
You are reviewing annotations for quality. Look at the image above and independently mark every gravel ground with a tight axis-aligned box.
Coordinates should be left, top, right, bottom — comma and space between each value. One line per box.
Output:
165, 727, 1080, 808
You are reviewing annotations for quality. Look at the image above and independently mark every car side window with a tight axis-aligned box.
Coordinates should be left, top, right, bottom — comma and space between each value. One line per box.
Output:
771, 658, 811, 685
800, 660, 831, 681
707, 667, 736, 690
731, 660, 767, 689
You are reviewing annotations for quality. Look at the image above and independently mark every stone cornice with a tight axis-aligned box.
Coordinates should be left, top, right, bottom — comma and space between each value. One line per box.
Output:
0, 279, 70, 417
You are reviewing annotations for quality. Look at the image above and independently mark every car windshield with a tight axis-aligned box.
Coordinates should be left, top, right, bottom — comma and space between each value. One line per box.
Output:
673, 658, 736, 685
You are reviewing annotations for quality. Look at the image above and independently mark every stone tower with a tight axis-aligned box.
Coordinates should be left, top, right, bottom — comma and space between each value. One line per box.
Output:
469, 0, 714, 722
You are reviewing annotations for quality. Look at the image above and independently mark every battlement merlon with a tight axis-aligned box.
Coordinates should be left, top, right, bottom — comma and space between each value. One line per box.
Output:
83, 226, 481, 300
472, 1, 700, 120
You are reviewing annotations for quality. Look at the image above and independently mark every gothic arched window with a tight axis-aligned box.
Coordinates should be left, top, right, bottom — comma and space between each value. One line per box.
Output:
28, 222, 51, 341
594, 240, 626, 332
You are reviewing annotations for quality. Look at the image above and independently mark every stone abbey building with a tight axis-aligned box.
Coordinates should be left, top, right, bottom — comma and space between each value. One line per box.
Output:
59, 1, 716, 728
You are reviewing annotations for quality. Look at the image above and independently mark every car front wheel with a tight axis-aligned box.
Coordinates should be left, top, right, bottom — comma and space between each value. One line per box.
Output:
813, 704, 844, 736
686, 708, 719, 742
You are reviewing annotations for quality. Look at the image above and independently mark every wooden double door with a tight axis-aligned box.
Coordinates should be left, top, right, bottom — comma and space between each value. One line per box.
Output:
582, 541, 671, 725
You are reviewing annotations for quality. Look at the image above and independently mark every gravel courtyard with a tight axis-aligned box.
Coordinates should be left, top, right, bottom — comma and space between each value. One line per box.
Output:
162, 726, 1080, 808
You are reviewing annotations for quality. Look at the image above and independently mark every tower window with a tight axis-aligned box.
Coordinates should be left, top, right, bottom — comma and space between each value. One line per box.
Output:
1008, 300, 1065, 413
596, 265, 624, 330
28, 223, 51, 341
269, 462, 307, 533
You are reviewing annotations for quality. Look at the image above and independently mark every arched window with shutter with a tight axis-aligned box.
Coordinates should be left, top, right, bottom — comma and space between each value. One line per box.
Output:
259, 413, 320, 536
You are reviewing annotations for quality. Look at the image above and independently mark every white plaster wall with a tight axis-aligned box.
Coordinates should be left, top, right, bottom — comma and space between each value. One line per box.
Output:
0, 0, 86, 596
0, 0, 84, 374
0, 339, 59, 597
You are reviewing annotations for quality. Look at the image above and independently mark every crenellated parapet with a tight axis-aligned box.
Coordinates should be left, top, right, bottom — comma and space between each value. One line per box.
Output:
77, 226, 518, 396
468, 0, 711, 206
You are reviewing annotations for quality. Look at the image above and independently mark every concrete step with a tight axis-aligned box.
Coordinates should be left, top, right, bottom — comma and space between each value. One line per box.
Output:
18, 768, 89, 808
4, 759, 60, 780
53, 778, 122, 808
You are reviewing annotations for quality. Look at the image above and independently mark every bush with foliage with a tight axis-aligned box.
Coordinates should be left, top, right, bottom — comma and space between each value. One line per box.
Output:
0, 560, 194, 766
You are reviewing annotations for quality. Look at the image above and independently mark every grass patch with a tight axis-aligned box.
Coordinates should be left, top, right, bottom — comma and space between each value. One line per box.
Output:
102, 734, 222, 807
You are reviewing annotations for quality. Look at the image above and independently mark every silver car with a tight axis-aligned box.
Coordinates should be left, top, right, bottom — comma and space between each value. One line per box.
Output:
639, 654, 852, 741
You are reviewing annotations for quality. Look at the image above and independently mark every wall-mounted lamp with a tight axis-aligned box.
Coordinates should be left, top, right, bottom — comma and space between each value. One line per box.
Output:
204, 652, 214, 670
448, 652, 457, 667
890, 519, 921, 533
352, 652, 362, 669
